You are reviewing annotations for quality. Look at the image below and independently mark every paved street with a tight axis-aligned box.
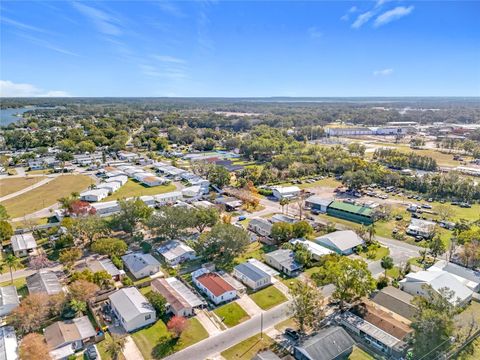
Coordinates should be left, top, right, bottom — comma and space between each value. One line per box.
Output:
164, 301, 291, 360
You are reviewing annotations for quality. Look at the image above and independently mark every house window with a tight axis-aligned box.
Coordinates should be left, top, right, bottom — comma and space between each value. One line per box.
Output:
145, 314, 151, 320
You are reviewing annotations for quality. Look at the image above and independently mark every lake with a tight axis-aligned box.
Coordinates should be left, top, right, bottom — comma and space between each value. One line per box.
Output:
0, 106, 61, 126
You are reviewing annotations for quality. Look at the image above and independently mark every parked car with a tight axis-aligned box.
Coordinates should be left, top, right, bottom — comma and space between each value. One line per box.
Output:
85, 345, 98, 360
238, 215, 246, 221
422, 204, 432, 209
395, 215, 403, 221
415, 236, 424, 242
285, 328, 300, 341
460, 202, 472, 208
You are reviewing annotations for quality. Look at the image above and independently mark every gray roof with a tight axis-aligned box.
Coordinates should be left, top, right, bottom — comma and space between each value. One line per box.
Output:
371, 286, 417, 320
314, 230, 364, 252
306, 195, 333, 207
234, 262, 269, 282
157, 240, 195, 262
10, 233, 37, 252
88, 258, 121, 277
26, 271, 62, 295
0, 287, 19, 307
252, 350, 281, 360
0, 326, 17, 360
295, 326, 355, 360
109, 287, 155, 322
432, 260, 480, 285
249, 218, 273, 232
265, 249, 301, 271
121, 253, 160, 273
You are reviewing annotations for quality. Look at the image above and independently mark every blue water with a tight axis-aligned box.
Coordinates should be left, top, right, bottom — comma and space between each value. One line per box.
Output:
0, 106, 61, 126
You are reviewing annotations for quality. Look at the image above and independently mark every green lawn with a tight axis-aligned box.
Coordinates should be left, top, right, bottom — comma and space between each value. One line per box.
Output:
349, 346, 374, 360
97, 333, 126, 360
213, 302, 250, 327
274, 317, 297, 332
132, 318, 208, 359
102, 179, 176, 201
221, 334, 274, 360
0, 176, 46, 197
0, 276, 28, 298
2, 174, 93, 218
249, 286, 287, 310
357, 244, 390, 261
234, 242, 277, 264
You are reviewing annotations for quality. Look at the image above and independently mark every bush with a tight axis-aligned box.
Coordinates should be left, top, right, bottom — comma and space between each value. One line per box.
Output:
377, 276, 389, 290
111, 255, 123, 270
121, 277, 133, 286
140, 241, 152, 253
258, 188, 273, 196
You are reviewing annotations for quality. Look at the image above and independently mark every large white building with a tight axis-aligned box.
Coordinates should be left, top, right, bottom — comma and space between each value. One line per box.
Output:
271, 186, 301, 201
109, 287, 156, 332
314, 230, 364, 255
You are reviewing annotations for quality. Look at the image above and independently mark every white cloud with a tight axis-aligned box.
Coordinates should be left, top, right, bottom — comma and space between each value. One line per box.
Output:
373, 68, 394, 76
0, 80, 70, 97
349, 6, 358, 13
72, 2, 122, 36
155, 1, 186, 18
308, 27, 323, 39
139, 64, 187, 79
1, 17, 52, 34
153, 55, 186, 64
351, 11, 375, 29
374, 6, 414, 27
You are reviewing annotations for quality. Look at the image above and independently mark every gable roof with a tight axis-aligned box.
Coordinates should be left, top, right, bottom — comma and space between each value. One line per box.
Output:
328, 201, 373, 217
26, 271, 62, 295
0, 286, 19, 308
196, 273, 235, 297
109, 287, 155, 322
431, 260, 480, 289
305, 196, 333, 207
151, 277, 204, 313
249, 218, 272, 232
295, 326, 354, 360
0, 326, 18, 360
157, 240, 195, 262
265, 249, 301, 271
10, 233, 37, 252
314, 230, 364, 252
87, 258, 121, 277
234, 262, 270, 282
44, 316, 95, 350
290, 238, 334, 258
371, 286, 417, 320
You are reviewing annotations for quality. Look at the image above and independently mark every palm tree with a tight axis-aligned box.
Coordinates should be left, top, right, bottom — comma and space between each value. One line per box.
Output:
381, 256, 394, 278
367, 223, 376, 245
279, 198, 288, 214
4, 254, 20, 284
104, 335, 126, 360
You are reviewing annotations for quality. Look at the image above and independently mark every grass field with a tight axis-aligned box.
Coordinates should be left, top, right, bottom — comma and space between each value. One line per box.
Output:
97, 333, 126, 360
1, 174, 93, 218
357, 244, 390, 261
0, 276, 28, 297
0, 176, 46, 197
213, 302, 250, 327
249, 286, 287, 310
132, 318, 208, 359
221, 334, 274, 360
102, 179, 176, 201
349, 346, 374, 360
26, 169, 51, 175
234, 242, 277, 263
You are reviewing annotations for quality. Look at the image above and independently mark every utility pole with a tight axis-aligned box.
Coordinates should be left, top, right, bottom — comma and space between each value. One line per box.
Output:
260, 313, 263, 339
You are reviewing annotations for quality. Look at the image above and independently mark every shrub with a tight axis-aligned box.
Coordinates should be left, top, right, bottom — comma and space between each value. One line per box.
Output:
377, 276, 389, 290
140, 241, 152, 253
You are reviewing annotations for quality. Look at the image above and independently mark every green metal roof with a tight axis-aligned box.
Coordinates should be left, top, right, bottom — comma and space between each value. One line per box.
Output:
328, 201, 373, 217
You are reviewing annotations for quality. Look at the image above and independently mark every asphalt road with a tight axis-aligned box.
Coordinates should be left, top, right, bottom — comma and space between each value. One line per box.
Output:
164, 301, 291, 360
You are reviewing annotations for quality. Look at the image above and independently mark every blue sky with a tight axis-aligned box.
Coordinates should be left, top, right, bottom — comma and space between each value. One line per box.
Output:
1, 1, 479, 97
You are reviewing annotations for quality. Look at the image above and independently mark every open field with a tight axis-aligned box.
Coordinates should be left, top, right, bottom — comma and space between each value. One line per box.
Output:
234, 242, 277, 263
249, 286, 287, 310
213, 302, 250, 327
102, 179, 176, 201
26, 169, 51, 175
1, 174, 93, 218
221, 334, 274, 360
132, 318, 208, 359
0, 176, 46, 197
349, 346, 374, 360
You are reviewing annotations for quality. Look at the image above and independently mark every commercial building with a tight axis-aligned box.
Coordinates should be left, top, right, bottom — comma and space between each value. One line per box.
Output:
305, 196, 333, 213
109, 287, 156, 332
271, 186, 301, 201
326, 201, 374, 225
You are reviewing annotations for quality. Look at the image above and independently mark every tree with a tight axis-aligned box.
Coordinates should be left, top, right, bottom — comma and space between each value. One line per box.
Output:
69, 298, 87, 316
429, 236, 446, 263
0, 205, 9, 221
381, 256, 394, 277
29, 254, 53, 270
104, 335, 126, 360
312, 255, 376, 309
10, 293, 50, 334
194, 223, 249, 268
191, 207, 220, 233
91, 237, 128, 257
72, 215, 109, 246
437, 204, 454, 221
93, 270, 113, 289
279, 198, 289, 214
4, 254, 20, 284
290, 281, 325, 333
66, 200, 96, 217
367, 223, 376, 245
270, 222, 293, 243
0, 221, 13, 243
411, 286, 456, 358
19, 333, 50, 360
59, 248, 82, 269
167, 316, 189, 338
292, 221, 313, 239
145, 291, 167, 317
113, 198, 153, 236
207, 165, 230, 188
69, 280, 99, 302
149, 206, 193, 241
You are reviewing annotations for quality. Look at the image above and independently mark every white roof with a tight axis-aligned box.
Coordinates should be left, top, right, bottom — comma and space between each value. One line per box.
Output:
408, 218, 436, 232
0, 286, 19, 307
91, 200, 119, 210
121, 253, 160, 273
157, 240, 195, 262
429, 261, 480, 291
246, 259, 279, 276
0, 326, 18, 360
314, 230, 364, 252
306, 195, 333, 207
80, 189, 109, 197
11, 233, 37, 252
109, 287, 154, 322
290, 238, 334, 257
272, 186, 300, 194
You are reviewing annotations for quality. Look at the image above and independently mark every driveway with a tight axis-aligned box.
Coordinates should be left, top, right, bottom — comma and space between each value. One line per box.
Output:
123, 336, 144, 360
236, 294, 262, 317
376, 236, 422, 265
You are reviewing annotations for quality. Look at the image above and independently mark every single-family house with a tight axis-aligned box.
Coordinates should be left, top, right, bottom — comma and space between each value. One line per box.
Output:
154, 191, 183, 206
10, 233, 37, 257
156, 240, 196, 267
305, 196, 333, 213
314, 230, 364, 255
248, 218, 273, 237
216, 197, 243, 211
406, 219, 436, 239
0, 326, 18, 360
26, 271, 63, 295
151, 277, 205, 317
121, 253, 161, 279
96, 182, 121, 193
253, 351, 281, 360
44, 316, 96, 358
0, 286, 19, 317
271, 186, 301, 201
142, 176, 167, 187
371, 286, 417, 321
264, 249, 301, 276
139, 195, 156, 207
293, 326, 355, 360
430, 260, 480, 292
91, 201, 121, 216
181, 185, 203, 198
271, 214, 297, 224
80, 189, 109, 202
290, 238, 334, 261
117, 151, 139, 162
85, 257, 123, 281
105, 175, 128, 186
109, 287, 156, 332
233, 262, 271, 291
192, 270, 237, 305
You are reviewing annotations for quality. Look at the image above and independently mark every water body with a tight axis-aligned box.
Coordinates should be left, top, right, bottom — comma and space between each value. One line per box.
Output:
0, 106, 61, 126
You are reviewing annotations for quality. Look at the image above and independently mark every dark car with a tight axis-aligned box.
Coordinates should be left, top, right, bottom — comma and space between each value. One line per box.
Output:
85, 345, 97, 360
395, 215, 403, 221
284, 328, 300, 341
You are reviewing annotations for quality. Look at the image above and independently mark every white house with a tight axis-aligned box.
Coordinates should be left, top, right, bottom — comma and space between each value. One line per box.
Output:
156, 240, 196, 267
154, 191, 183, 206
91, 201, 121, 216
0, 286, 19, 317
290, 238, 334, 261
0, 326, 18, 360
105, 175, 128, 186
121, 253, 161, 279
271, 186, 301, 201
264, 249, 301, 276
182, 185, 203, 198
11, 233, 37, 257
406, 219, 436, 239
139, 195, 156, 207
430, 260, 480, 292
233, 262, 271, 291
314, 230, 364, 255
109, 287, 156, 332
96, 181, 121, 193
142, 176, 167, 187
248, 218, 273, 237
117, 151, 139, 162
399, 270, 473, 307
192, 269, 237, 305
80, 188, 109, 202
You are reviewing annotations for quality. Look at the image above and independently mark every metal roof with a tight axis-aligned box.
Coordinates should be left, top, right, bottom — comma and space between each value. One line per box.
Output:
109, 287, 155, 322
0, 286, 19, 307
234, 262, 270, 282
10, 233, 37, 252
121, 253, 160, 273
26, 271, 62, 295
328, 201, 373, 216
295, 326, 355, 360
0, 326, 17, 360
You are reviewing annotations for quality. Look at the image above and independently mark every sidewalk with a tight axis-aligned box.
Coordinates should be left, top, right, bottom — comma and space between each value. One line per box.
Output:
0, 177, 54, 202
196, 310, 223, 336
